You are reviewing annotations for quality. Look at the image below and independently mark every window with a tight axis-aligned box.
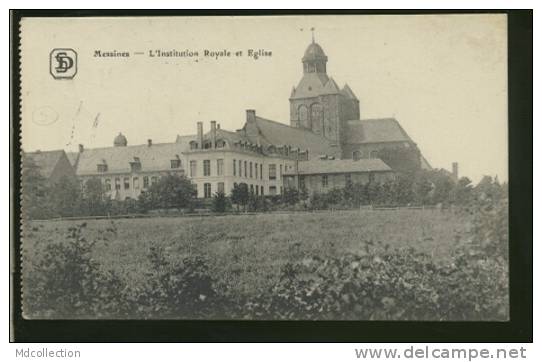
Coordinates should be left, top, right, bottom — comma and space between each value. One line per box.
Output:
203, 160, 211, 176
239, 160, 242, 178
249, 162, 253, 178
261, 186, 264, 196
97, 164, 108, 172
130, 161, 141, 172
133, 177, 140, 189
269, 186, 277, 195
233, 159, 236, 176
299, 175, 306, 190
115, 178, 121, 190
353, 150, 362, 160
105, 179, 112, 191
269, 164, 276, 180
124, 177, 130, 190
189, 141, 198, 150
244, 161, 247, 177
250, 184, 254, 194
255, 163, 258, 179
369, 172, 375, 183
280, 164, 283, 177
204, 183, 212, 198
322, 175, 328, 188
217, 182, 224, 194
217, 159, 224, 176
280, 186, 283, 194
345, 174, 352, 184
260, 164, 263, 180
171, 159, 181, 169
190, 160, 197, 177
370, 150, 379, 159
255, 185, 259, 195
151, 176, 158, 185
143, 176, 149, 188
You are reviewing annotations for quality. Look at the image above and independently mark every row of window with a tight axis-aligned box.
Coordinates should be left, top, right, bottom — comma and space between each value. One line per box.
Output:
298, 173, 375, 189
200, 182, 285, 198
102, 175, 160, 191
97, 158, 182, 173
232, 159, 264, 180
189, 159, 224, 177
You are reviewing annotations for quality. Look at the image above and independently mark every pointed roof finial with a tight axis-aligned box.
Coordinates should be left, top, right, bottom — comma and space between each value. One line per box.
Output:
311, 27, 315, 43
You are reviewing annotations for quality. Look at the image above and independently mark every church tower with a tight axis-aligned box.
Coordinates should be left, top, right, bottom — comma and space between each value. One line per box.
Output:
289, 36, 360, 150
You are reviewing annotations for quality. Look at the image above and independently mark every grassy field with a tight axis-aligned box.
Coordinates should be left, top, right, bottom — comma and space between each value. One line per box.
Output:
23, 209, 471, 299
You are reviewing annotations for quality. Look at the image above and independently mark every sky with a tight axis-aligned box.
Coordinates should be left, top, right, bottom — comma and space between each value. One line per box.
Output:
20, 15, 507, 182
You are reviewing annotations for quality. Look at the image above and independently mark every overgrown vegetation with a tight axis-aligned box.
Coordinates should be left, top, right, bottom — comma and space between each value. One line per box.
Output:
23, 197, 508, 320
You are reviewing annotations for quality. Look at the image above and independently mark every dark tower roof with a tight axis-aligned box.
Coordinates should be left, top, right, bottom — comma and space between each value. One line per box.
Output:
302, 42, 328, 62
114, 132, 128, 147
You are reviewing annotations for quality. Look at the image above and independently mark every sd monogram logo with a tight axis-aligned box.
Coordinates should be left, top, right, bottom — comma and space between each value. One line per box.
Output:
50, 49, 77, 79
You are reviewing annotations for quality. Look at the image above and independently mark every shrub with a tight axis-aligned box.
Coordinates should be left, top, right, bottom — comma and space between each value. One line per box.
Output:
130, 244, 230, 318
23, 223, 127, 318
212, 191, 229, 213
244, 245, 508, 320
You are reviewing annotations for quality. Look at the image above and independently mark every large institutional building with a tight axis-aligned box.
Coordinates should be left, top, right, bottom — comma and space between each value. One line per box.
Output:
28, 39, 430, 200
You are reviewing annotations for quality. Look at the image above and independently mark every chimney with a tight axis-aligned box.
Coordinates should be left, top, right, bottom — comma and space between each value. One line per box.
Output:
197, 121, 203, 148
147, 139, 152, 147
452, 162, 458, 181
78, 144, 84, 153
210, 120, 217, 149
246, 109, 256, 123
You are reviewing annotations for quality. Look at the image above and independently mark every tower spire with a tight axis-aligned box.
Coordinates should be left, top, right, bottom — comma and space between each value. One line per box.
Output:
311, 27, 315, 43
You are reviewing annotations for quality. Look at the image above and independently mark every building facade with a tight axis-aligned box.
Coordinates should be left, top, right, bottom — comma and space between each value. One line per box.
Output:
32, 38, 431, 200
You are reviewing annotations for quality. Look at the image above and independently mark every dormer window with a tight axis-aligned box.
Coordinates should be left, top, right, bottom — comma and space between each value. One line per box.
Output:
189, 141, 198, 150
171, 156, 181, 169
130, 157, 141, 172
97, 159, 108, 172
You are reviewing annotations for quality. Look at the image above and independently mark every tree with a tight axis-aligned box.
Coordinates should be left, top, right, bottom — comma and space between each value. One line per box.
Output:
139, 174, 196, 211
450, 176, 474, 205
282, 187, 300, 205
49, 176, 82, 217
231, 183, 249, 211
475, 175, 504, 204
426, 169, 455, 205
82, 178, 109, 216
212, 191, 229, 213
21, 154, 52, 219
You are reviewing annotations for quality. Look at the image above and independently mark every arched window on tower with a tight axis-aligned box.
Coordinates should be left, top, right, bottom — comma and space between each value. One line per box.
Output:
298, 105, 309, 129
353, 150, 362, 161
310, 103, 324, 135
370, 150, 379, 159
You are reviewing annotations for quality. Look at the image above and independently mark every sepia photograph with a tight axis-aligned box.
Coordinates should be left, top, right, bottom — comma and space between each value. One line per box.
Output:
16, 14, 510, 323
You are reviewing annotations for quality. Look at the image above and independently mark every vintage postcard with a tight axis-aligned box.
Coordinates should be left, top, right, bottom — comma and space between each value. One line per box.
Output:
18, 15, 508, 320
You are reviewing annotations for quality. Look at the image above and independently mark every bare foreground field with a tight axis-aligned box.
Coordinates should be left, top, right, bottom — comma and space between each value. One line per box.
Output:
22, 209, 508, 320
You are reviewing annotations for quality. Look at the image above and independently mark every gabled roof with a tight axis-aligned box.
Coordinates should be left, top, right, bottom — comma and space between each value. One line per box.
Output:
76, 142, 188, 175
284, 158, 392, 176
290, 72, 331, 99
321, 77, 340, 95
25, 150, 66, 179
344, 118, 413, 144
245, 116, 340, 159
66, 152, 80, 168
341, 83, 358, 100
